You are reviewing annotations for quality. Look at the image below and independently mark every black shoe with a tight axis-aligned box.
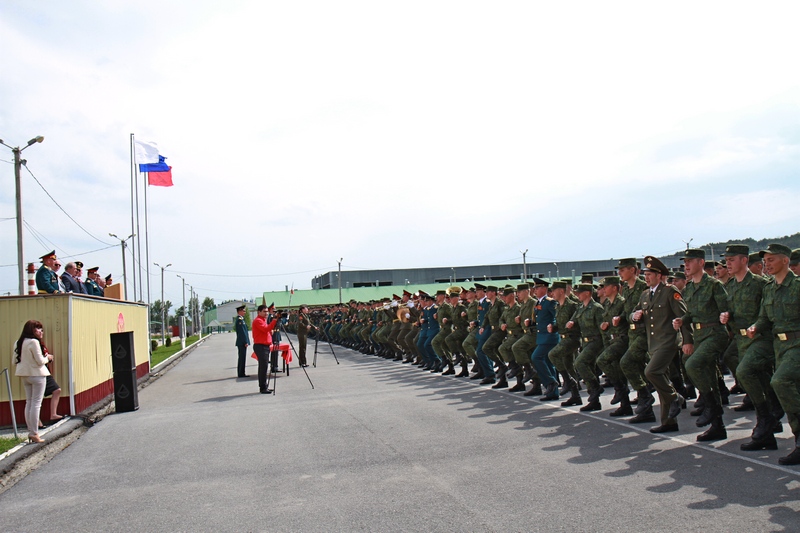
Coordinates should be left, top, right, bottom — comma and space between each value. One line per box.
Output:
649, 423, 679, 433
668, 394, 684, 420
629, 411, 656, 424
540, 383, 559, 401
470, 373, 485, 380
479, 377, 496, 385
696, 422, 727, 442
491, 379, 509, 389
509, 382, 526, 392
238, 374, 249, 378
442, 367, 456, 376
696, 403, 722, 428
778, 447, 800, 465
733, 395, 755, 412
634, 392, 655, 415
579, 400, 601, 412
740, 434, 778, 451
609, 403, 633, 417
260, 389, 273, 394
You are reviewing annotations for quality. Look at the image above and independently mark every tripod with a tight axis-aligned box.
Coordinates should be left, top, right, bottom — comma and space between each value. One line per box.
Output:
279, 321, 314, 389
312, 323, 339, 368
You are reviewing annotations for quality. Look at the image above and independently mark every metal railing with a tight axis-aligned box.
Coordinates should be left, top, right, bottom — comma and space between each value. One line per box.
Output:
1, 368, 19, 439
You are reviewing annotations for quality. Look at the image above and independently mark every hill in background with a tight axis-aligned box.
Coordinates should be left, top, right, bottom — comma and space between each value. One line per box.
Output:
669, 232, 800, 259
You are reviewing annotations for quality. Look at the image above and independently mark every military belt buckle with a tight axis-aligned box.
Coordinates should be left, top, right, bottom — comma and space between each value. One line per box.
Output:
694, 323, 702, 330
739, 329, 747, 336
583, 337, 590, 342
629, 324, 636, 330
778, 333, 788, 341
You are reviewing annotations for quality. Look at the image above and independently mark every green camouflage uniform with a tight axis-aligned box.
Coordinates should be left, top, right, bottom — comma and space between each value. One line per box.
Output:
512, 296, 538, 365
498, 301, 522, 364
571, 299, 605, 392
619, 278, 649, 391
596, 294, 628, 384
549, 298, 580, 380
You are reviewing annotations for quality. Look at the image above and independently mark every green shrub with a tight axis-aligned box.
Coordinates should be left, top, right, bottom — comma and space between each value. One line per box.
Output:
151, 339, 158, 352
165, 337, 172, 347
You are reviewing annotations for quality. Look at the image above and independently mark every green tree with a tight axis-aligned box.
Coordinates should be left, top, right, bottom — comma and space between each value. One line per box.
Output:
202, 297, 215, 313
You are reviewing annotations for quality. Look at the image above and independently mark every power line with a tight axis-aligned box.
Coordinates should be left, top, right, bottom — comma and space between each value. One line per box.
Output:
170, 266, 335, 278
22, 162, 112, 245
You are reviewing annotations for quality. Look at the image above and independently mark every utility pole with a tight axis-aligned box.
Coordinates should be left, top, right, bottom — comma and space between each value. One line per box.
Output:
109, 233, 135, 300
0, 135, 44, 295
176, 274, 186, 349
520, 249, 528, 281
338, 258, 343, 305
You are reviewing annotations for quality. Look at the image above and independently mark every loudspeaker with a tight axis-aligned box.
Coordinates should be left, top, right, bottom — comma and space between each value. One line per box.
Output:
113, 370, 139, 412
110, 332, 136, 372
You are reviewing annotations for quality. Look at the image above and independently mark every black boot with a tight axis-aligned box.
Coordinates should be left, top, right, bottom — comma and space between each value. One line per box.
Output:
522, 364, 535, 384
561, 381, 582, 406
751, 403, 777, 442
559, 371, 572, 395
442, 361, 455, 375
470, 366, 486, 380
611, 382, 629, 406
610, 392, 633, 417
628, 406, 656, 424
491, 376, 509, 389
740, 433, 778, 451
696, 394, 723, 427
690, 393, 706, 416
506, 362, 521, 380
778, 433, 800, 465
696, 415, 727, 442
456, 361, 470, 377
509, 374, 526, 392
718, 376, 730, 405
733, 394, 755, 412
539, 381, 559, 401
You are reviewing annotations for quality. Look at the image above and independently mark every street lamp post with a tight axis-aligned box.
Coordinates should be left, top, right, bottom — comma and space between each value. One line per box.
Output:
0, 136, 44, 295
338, 258, 343, 305
176, 274, 186, 349
154, 262, 171, 346
520, 249, 528, 281
109, 233, 135, 300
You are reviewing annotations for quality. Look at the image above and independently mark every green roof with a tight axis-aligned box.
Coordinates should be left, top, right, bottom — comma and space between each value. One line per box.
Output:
261, 283, 456, 308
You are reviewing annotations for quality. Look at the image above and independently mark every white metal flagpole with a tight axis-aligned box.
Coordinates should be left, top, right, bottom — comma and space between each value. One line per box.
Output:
129, 134, 138, 301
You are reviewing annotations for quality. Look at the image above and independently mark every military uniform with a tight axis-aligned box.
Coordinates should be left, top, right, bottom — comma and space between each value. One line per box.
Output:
511, 284, 538, 394
548, 281, 581, 405
36, 250, 61, 294
595, 277, 630, 415
752, 244, 800, 464
431, 291, 454, 373
569, 284, 606, 410
480, 287, 507, 384
531, 280, 559, 399
496, 288, 520, 389
618, 261, 651, 413
445, 290, 470, 376
234, 305, 250, 377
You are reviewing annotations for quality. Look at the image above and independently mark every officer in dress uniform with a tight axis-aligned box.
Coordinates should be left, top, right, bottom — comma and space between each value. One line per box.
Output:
36, 250, 61, 294
234, 304, 250, 378
85, 267, 103, 296
531, 278, 560, 400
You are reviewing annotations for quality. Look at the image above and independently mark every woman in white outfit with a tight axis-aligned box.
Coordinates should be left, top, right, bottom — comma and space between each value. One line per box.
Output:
14, 320, 53, 443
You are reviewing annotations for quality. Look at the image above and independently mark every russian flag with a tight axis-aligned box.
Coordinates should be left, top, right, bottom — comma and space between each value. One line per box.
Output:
139, 155, 173, 187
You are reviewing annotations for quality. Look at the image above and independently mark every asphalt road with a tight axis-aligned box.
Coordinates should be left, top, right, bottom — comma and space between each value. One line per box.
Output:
1, 332, 798, 532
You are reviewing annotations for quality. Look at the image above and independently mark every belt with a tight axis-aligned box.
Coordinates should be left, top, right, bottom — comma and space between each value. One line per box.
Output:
693, 322, 721, 330
739, 329, 748, 336
629, 324, 641, 330
560, 333, 579, 339
776, 331, 800, 341
582, 335, 600, 343
610, 334, 628, 341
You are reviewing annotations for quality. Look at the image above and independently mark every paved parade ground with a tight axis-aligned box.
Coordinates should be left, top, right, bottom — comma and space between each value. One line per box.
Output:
1, 332, 799, 532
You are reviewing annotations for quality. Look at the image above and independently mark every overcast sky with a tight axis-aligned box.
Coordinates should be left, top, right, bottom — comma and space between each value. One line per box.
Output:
2, 1, 800, 306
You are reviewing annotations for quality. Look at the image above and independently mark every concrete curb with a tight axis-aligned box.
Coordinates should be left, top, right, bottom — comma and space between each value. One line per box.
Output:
0, 335, 208, 495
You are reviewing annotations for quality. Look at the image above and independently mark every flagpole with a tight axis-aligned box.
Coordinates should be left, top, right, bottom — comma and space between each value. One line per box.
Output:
129, 134, 138, 301
135, 168, 144, 302
144, 172, 152, 309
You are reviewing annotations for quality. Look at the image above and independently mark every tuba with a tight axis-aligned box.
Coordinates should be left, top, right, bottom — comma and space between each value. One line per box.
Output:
397, 305, 410, 323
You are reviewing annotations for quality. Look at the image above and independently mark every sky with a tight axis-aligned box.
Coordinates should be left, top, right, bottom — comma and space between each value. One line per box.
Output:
2, 1, 800, 307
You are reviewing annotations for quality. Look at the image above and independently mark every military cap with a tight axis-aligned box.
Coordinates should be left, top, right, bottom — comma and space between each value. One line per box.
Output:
516, 283, 530, 291
88, 266, 99, 273
682, 249, 705, 261
672, 270, 686, 280
418, 290, 430, 299
348, 299, 357, 304
502, 286, 516, 296
723, 244, 749, 257
616, 258, 637, 269
580, 273, 594, 283
474, 283, 487, 291
486, 285, 499, 292
105, 274, 112, 282
603, 276, 621, 286
75, 261, 84, 269
435, 289, 447, 296
532, 277, 549, 287
760, 243, 792, 258
597, 281, 605, 289
392, 294, 400, 300
40, 250, 56, 261
268, 302, 275, 309
448, 287, 462, 296
719, 258, 727, 267
574, 283, 594, 293
560, 278, 573, 285
748, 252, 763, 266
402, 289, 412, 297
709, 261, 720, 267
236, 304, 246, 312
642, 256, 670, 276
791, 249, 800, 266
551, 281, 567, 290
467, 286, 476, 292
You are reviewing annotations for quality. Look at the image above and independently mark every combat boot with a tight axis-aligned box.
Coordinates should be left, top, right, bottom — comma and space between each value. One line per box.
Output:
751, 403, 777, 442
524, 377, 542, 397
430, 360, 443, 373
442, 361, 455, 376
778, 433, 800, 466
491, 375, 509, 389
696, 395, 723, 428
628, 407, 656, 424
696, 415, 727, 442
456, 361, 470, 377
539, 381, 559, 401
470, 366, 485, 380
740, 433, 778, 451
610, 382, 629, 406
479, 375, 496, 385
719, 376, 730, 405
610, 394, 633, 417
559, 372, 572, 396
495, 362, 508, 379
690, 393, 706, 416
561, 381, 582, 406
732, 394, 754, 412
522, 364, 535, 384
506, 362, 521, 380
509, 374, 526, 392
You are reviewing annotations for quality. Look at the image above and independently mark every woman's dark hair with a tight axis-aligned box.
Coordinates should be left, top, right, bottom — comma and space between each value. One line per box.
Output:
14, 320, 43, 364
